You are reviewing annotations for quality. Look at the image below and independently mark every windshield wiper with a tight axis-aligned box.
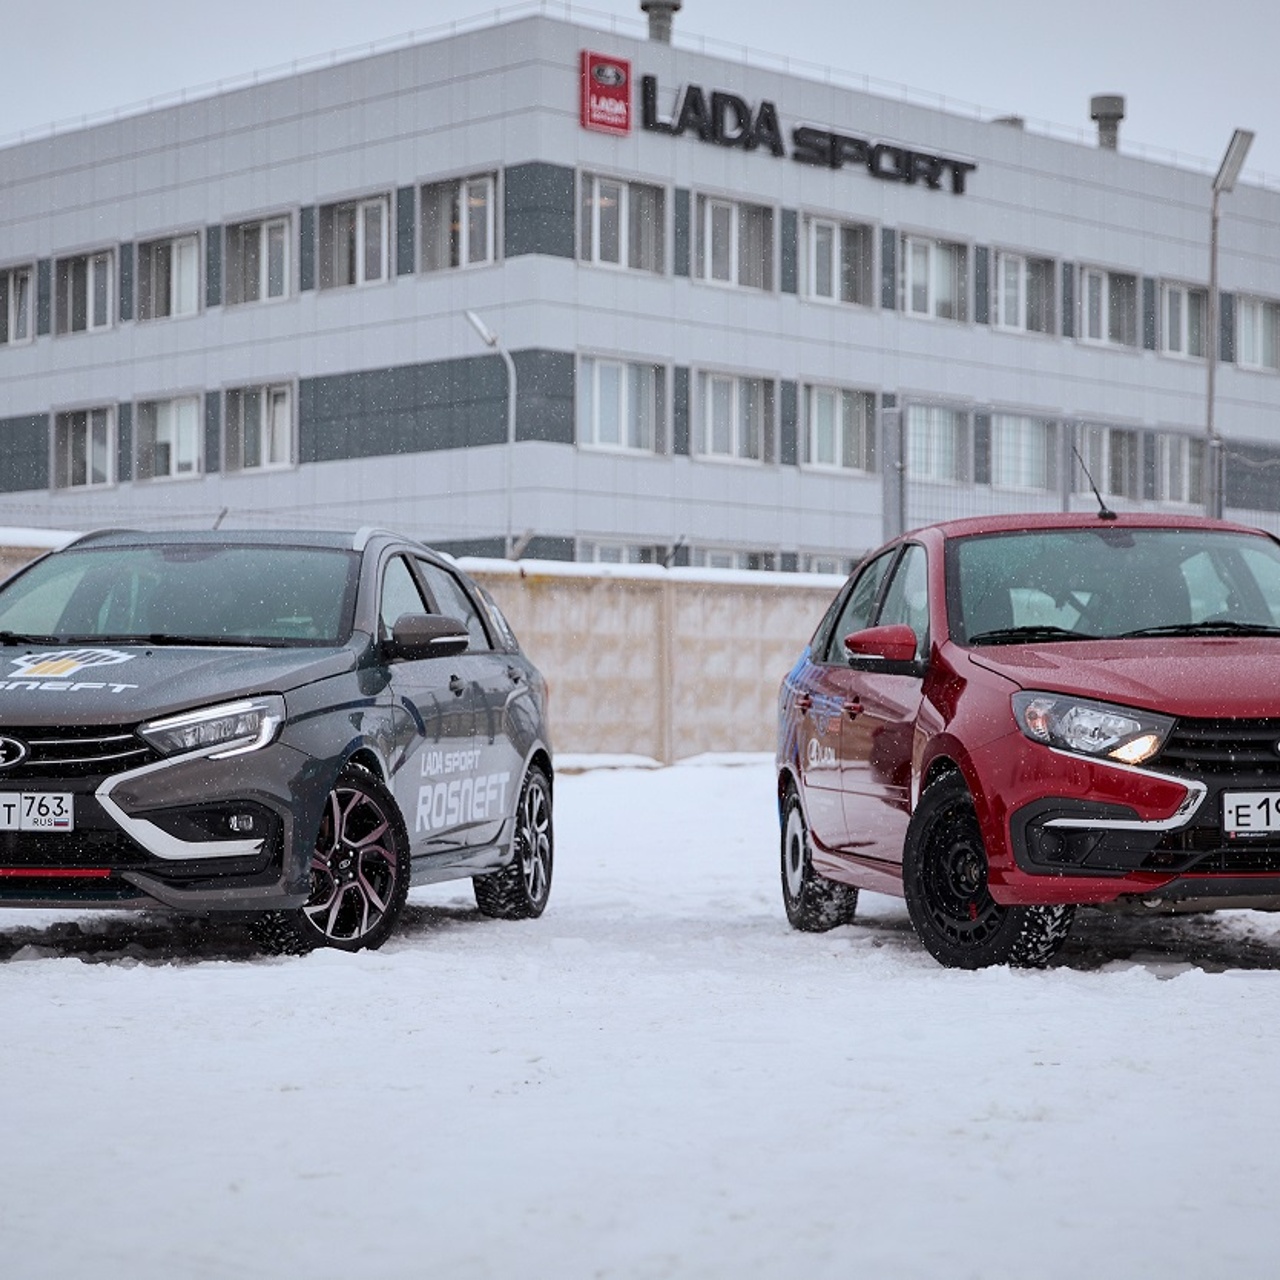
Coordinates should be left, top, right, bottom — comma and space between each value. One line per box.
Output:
61, 633, 268, 647
0, 630, 59, 645
1118, 620, 1280, 639
966, 625, 1095, 646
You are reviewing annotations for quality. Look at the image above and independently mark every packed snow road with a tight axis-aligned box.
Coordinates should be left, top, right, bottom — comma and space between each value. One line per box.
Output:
3, 757, 1279, 1280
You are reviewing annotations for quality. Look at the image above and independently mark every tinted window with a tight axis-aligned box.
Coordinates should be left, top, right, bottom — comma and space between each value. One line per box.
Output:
876, 544, 929, 657
380, 556, 429, 640
821, 549, 896, 662
416, 560, 492, 651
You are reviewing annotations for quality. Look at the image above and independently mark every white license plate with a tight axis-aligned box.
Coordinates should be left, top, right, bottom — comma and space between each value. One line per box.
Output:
0, 793, 75, 832
1222, 791, 1280, 837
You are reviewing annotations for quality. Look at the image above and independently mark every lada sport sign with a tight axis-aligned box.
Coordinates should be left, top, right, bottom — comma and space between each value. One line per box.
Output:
579, 51, 977, 194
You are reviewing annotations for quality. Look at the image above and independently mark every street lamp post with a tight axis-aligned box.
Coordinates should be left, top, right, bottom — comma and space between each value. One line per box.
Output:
464, 309, 518, 557
1206, 128, 1254, 519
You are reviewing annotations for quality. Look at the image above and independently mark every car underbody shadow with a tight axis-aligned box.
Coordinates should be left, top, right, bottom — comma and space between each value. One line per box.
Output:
1056, 907, 1280, 973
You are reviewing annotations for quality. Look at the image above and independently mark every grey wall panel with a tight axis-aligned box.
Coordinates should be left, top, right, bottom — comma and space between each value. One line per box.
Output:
1061, 262, 1075, 338
673, 188, 690, 278
299, 206, 316, 292
1143, 431, 1157, 500
1142, 277, 1157, 351
396, 187, 416, 276
1227, 441, 1280, 512
119, 243, 134, 323
206, 225, 223, 308
780, 379, 798, 465
781, 209, 798, 295
973, 412, 991, 485
36, 260, 51, 336
512, 349, 574, 444
1221, 292, 1236, 363
504, 163, 575, 260
673, 366, 690, 455
0, 415, 49, 492
974, 246, 990, 325
117, 402, 133, 483
204, 391, 221, 474
880, 228, 896, 310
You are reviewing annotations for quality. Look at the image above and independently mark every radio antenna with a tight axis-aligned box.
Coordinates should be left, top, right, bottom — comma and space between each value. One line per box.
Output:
1072, 447, 1117, 521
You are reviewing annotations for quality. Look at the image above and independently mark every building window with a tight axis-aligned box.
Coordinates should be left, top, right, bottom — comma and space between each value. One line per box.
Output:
906, 405, 969, 482
1237, 296, 1280, 371
319, 196, 389, 288
1162, 283, 1207, 358
1155, 434, 1205, 505
224, 384, 292, 471
421, 175, 496, 272
225, 217, 290, 305
995, 253, 1055, 333
580, 175, 665, 272
579, 357, 662, 451
53, 407, 114, 489
990, 414, 1057, 490
802, 553, 857, 576
0, 266, 33, 346
689, 547, 776, 572
698, 373, 773, 461
806, 218, 873, 305
1080, 267, 1138, 347
696, 196, 773, 290
578, 541, 659, 565
1077, 424, 1141, 499
55, 250, 113, 334
902, 236, 967, 321
137, 234, 199, 320
803, 386, 875, 471
135, 396, 201, 480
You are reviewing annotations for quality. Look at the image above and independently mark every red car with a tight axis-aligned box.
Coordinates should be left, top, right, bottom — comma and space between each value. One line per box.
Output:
777, 511, 1280, 968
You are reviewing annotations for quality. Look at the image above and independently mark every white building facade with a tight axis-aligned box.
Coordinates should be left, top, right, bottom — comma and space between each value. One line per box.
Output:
3, 9, 1280, 570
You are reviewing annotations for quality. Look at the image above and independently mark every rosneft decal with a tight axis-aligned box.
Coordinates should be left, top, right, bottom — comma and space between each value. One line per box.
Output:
1, 648, 138, 694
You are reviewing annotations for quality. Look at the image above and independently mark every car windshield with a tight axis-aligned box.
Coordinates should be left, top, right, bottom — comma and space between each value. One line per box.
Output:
949, 526, 1280, 646
0, 543, 359, 646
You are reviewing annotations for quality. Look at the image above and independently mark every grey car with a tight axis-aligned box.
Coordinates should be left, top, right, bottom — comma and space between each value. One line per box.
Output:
0, 528, 553, 952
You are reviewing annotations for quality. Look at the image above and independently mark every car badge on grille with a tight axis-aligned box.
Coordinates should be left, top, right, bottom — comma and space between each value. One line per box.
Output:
0, 737, 28, 770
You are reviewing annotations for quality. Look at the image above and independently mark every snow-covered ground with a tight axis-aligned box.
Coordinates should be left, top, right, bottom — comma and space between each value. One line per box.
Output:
3, 756, 1280, 1279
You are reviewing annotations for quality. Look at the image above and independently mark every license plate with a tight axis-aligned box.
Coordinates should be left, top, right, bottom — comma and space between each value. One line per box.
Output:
1222, 791, 1280, 837
0, 793, 75, 832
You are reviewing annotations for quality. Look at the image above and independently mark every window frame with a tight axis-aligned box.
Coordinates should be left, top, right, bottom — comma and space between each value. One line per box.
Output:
225, 215, 291, 306
136, 233, 201, 322
579, 174, 665, 274
902, 235, 967, 322
318, 194, 391, 289
54, 249, 114, 335
1161, 281, 1208, 359
1076, 423, 1142, 499
223, 383, 295, 473
1079, 266, 1139, 348
697, 372, 773, 463
1237, 295, 1280, 371
578, 356, 663, 453
802, 384, 876, 472
906, 404, 971, 484
134, 395, 203, 482
0, 264, 35, 346
989, 414, 1058, 492
420, 173, 498, 273
695, 195, 774, 291
52, 406, 115, 490
994, 252, 1055, 334
805, 216, 873, 307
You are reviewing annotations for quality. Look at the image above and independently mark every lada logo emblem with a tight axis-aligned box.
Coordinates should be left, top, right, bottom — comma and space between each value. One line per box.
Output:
0, 737, 28, 770
592, 63, 627, 88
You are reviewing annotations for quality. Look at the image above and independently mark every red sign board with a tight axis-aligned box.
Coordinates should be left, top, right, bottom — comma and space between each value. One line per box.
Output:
580, 51, 631, 136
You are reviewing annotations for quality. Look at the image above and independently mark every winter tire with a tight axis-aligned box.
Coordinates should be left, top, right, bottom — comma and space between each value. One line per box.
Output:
473, 764, 553, 919
781, 785, 858, 932
252, 765, 410, 954
903, 773, 1074, 969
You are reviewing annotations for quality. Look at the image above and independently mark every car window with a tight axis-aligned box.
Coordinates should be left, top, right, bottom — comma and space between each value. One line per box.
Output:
415, 560, 492, 651
380, 555, 429, 640
473, 581, 520, 652
821, 549, 896, 663
876, 544, 929, 658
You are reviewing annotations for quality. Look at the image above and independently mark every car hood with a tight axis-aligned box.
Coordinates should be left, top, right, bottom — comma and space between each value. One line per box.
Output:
0, 641, 360, 725
964, 636, 1280, 719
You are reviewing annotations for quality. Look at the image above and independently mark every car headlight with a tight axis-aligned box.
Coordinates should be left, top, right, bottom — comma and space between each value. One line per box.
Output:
1011, 692, 1174, 766
140, 695, 285, 760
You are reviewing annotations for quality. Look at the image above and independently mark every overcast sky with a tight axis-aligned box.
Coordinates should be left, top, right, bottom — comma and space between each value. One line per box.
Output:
5, 0, 1279, 182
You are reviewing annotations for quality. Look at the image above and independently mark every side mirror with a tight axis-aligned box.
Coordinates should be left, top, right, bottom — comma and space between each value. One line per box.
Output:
386, 612, 470, 661
844, 623, 925, 675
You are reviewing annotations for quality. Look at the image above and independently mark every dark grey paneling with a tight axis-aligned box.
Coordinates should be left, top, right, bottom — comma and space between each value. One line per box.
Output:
504, 163, 575, 259
1226, 441, 1280, 512
117, 403, 133, 483
672, 543, 691, 567
36, 260, 51, 336
880, 228, 897, 310
780, 209, 798, 295
396, 186, 416, 276
780, 552, 799, 573
299, 206, 316, 292
974, 246, 990, 325
0, 415, 50, 492
518, 536, 573, 561
973, 412, 991, 486
206, 225, 223, 308
780, 380, 798, 465
1142, 431, 1157, 500
300, 349, 572, 464
673, 366, 690, 455
1061, 262, 1075, 338
1221, 292, 1236, 363
204, 391, 221, 474
1142, 277, 1157, 350
119, 243, 135, 323
433, 537, 507, 559
673, 188, 691, 278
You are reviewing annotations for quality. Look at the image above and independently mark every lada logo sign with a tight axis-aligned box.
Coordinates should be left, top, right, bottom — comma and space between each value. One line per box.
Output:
580, 51, 632, 136
0, 737, 28, 770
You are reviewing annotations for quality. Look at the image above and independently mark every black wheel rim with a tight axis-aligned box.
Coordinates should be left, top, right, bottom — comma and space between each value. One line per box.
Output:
303, 783, 400, 943
918, 800, 1004, 948
517, 777, 552, 906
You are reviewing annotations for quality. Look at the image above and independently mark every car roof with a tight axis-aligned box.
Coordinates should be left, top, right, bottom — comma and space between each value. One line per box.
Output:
62, 527, 421, 554
919, 511, 1269, 541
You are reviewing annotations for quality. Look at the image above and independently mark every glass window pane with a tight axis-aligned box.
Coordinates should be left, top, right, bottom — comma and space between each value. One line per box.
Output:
598, 180, 622, 264
597, 363, 622, 445
267, 222, 287, 297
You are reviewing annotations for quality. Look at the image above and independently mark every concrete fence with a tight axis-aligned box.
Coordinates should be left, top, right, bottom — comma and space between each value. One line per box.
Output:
463, 560, 843, 762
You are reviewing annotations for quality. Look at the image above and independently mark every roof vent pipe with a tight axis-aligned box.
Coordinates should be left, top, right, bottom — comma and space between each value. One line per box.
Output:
641, 1, 682, 43
1090, 94, 1125, 150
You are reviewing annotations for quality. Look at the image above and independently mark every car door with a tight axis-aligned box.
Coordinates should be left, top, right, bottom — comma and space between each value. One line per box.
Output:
839, 542, 928, 864
378, 553, 479, 858
414, 557, 523, 851
794, 549, 896, 851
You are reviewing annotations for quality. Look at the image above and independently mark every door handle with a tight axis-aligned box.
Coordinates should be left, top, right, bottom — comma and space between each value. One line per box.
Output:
449, 675, 466, 698
842, 699, 863, 720
794, 692, 813, 713
507, 665, 524, 684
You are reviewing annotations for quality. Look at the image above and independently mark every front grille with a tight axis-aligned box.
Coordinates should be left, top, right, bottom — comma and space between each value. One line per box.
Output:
0, 725, 159, 780
1157, 718, 1280, 778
